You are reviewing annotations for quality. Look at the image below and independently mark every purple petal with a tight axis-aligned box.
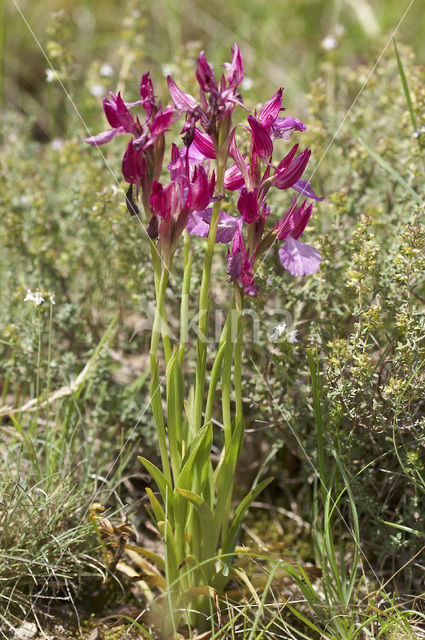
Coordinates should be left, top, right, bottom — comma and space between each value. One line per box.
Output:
186, 144, 210, 166
258, 89, 283, 128
273, 148, 311, 190
226, 251, 243, 281
271, 117, 306, 140
122, 139, 146, 184
192, 129, 216, 159
278, 237, 322, 277
189, 165, 211, 211
237, 187, 259, 223
214, 211, 239, 243
140, 72, 156, 118
187, 210, 210, 237
187, 208, 238, 243
114, 92, 137, 133
196, 51, 218, 92
275, 197, 313, 241
248, 115, 273, 158
167, 76, 198, 111
228, 131, 250, 187
224, 163, 246, 191
223, 42, 244, 87
149, 105, 176, 137
291, 178, 324, 201
85, 127, 124, 146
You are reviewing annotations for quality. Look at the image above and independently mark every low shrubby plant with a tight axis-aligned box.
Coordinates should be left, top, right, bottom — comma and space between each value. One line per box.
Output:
252, 42, 425, 615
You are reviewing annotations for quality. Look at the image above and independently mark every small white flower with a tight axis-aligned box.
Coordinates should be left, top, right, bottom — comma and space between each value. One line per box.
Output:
334, 23, 345, 37
51, 138, 63, 151
45, 69, 57, 83
241, 77, 253, 91
100, 63, 113, 77
111, 184, 119, 196
90, 84, 105, 97
271, 322, 298, 343
321, 36, 337, 51
271, 322, 287, 342
34, 291, 44, 306
24, 289, 45, 306
288, 329, 298, 343
49, 293, 55, 305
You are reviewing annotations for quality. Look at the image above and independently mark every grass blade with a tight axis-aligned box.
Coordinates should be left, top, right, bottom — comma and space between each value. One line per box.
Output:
356, 134, 422, 204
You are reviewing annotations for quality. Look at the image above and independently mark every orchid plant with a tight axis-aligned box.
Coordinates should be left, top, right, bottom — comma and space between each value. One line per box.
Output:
87, 44, 322, 633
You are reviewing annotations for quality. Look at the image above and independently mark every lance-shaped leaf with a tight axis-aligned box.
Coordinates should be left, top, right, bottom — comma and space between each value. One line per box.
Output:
123, 543, 165, 571
177, 423, 213, 492
222, 477, 274, 560
145, 486, 165, 524
166, 351, 183, 483
149, 361, 172, 486
138, 457, 172, 507
176, 488, 217, 576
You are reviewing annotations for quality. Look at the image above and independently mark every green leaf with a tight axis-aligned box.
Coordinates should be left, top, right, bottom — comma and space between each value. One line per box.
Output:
150, 361, 172, 486
176, 488, 214, 531
177, 422, 212, 492
158, 519, 179, 588
176, 488, 217, 573
166, 350, 183, 482
123, 543, 165, 571
138, 456, 172, 510
213, 416, 244, 536
184, 385, 195, 438
145, 487, 165, 524
222, 477, 273, 558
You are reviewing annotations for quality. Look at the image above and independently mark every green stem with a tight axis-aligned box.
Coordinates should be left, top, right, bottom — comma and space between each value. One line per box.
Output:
193, 150, 227, 431
149, 267, 172, 485
178, 231, 192, 367
234, 286, 244, 430
150, 243, 172, 364
150, 267, 170, 369
307, 349, 327, 501
221, 302, 235, 449
34, 305, 42, 443
193, 201, 221, 431
204, 313, 230, 425
46, 299, 54, 473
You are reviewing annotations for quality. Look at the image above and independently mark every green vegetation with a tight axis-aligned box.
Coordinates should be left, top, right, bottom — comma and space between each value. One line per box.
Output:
2, 1, 425, 638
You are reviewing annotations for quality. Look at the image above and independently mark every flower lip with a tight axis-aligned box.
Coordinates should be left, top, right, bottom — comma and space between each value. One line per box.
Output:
291, 178, 324, 201
278, 237, 322, 277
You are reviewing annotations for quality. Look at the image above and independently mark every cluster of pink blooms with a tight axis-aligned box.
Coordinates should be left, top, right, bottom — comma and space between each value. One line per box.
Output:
86, 44, 322, 294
